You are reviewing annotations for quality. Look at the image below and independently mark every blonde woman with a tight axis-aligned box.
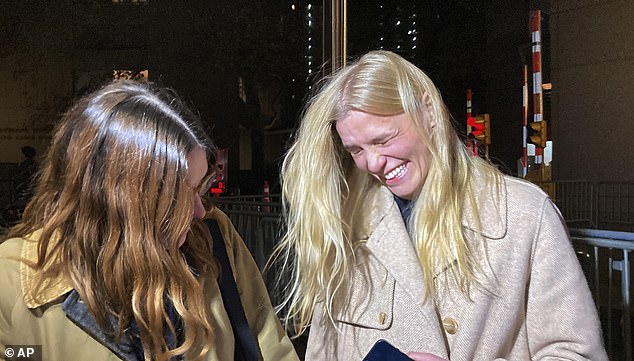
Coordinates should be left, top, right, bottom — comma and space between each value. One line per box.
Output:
0, 81, 298, 361
274, 50, 607, 360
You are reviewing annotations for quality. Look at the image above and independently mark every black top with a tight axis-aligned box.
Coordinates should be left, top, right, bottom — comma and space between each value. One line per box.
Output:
393, 195, 413, 225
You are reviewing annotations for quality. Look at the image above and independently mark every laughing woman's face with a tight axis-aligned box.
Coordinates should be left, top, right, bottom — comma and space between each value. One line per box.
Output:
336, 110, 433, 200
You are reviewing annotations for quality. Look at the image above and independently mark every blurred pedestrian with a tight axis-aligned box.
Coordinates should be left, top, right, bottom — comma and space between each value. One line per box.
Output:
11, 145, 38, 212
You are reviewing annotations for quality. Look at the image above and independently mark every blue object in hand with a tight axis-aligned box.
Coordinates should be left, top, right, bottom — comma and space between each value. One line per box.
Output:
363, 340, 412, 361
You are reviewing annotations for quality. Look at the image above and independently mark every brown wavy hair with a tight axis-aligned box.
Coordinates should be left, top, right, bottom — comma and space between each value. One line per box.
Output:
7, 80, 217, 361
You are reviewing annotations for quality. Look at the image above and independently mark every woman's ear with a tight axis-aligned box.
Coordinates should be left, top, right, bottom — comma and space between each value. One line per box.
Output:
422, 93, 437, 129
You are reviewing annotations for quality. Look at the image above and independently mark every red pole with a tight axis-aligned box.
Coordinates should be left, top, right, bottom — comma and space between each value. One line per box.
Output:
530, 9, 544, 165
466, 89, 477, 156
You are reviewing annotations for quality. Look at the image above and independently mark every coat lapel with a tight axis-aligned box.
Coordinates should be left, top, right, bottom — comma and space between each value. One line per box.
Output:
363, 187, 446, 345
62, 290, 139, 361
364, 188, 426, 303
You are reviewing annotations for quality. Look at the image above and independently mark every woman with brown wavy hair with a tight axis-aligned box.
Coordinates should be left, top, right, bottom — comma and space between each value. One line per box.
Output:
0, 80, 298, 361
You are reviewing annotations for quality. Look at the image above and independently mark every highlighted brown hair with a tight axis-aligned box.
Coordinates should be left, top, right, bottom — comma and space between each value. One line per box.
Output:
8, 80, 216, 361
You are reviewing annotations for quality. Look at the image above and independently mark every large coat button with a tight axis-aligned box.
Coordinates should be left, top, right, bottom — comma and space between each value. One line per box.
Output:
442, 317, 458, 335
378, 312, 387, 325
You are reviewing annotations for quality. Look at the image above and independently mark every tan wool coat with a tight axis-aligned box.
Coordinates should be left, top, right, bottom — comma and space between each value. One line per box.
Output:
305, 175, 608, 361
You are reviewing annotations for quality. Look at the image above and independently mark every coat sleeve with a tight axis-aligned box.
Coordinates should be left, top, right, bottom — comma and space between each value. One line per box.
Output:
0, 239, 23, 344
0, 243, 14, 357
213, 209, 300, 361
525, 198, 608, 360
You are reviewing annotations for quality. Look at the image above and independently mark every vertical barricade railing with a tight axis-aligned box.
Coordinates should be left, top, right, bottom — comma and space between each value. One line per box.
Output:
558, 181, 595, 228
597, 182, 634, 232
536, 180, 595, 228
213, 194, 287, 307
537, 181, 634, 232
213, 194, 283, 270
570, 228, 634, 361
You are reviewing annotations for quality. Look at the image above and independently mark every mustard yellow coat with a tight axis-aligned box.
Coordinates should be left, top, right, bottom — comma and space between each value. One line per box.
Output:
0, 208, 299, 361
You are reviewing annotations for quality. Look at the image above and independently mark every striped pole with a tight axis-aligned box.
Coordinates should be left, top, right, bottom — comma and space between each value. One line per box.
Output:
466, 89, 476, 156
522, 65, 528, 177
530, 9, 544, 165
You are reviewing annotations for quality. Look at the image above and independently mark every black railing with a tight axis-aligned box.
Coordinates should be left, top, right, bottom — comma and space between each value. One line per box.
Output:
571, 228, 634, 361
535, 181, 634, 232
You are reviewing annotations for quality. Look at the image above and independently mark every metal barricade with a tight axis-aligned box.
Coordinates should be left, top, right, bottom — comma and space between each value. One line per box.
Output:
570, 228, 634, 361
213, 194, 287, 306
597, 183, 634, 232
535, 181, 634, 232
213, 194, 283, 270
552, 181, 596, 227
535, 180, 596, 228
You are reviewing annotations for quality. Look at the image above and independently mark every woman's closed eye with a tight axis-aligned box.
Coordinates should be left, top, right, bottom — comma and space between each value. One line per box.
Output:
344, 145, 363, 156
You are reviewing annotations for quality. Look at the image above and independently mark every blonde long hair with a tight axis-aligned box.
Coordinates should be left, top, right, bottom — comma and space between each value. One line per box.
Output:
7, 80, 216, 361
274, 50, 500, 335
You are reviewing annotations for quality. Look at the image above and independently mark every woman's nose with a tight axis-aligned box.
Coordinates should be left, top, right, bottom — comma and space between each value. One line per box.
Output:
192, 194, 206, 220
365, 150, 386, 174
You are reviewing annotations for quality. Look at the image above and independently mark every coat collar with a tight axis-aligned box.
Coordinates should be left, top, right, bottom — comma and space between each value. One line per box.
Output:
20, 232, 187, 361
20, 231, 73, 309
461, 170, 508, 240
63, 290, 140, 361
19, 233, 140, 360
364, 172, 508, 282
364, 170, 508, 242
